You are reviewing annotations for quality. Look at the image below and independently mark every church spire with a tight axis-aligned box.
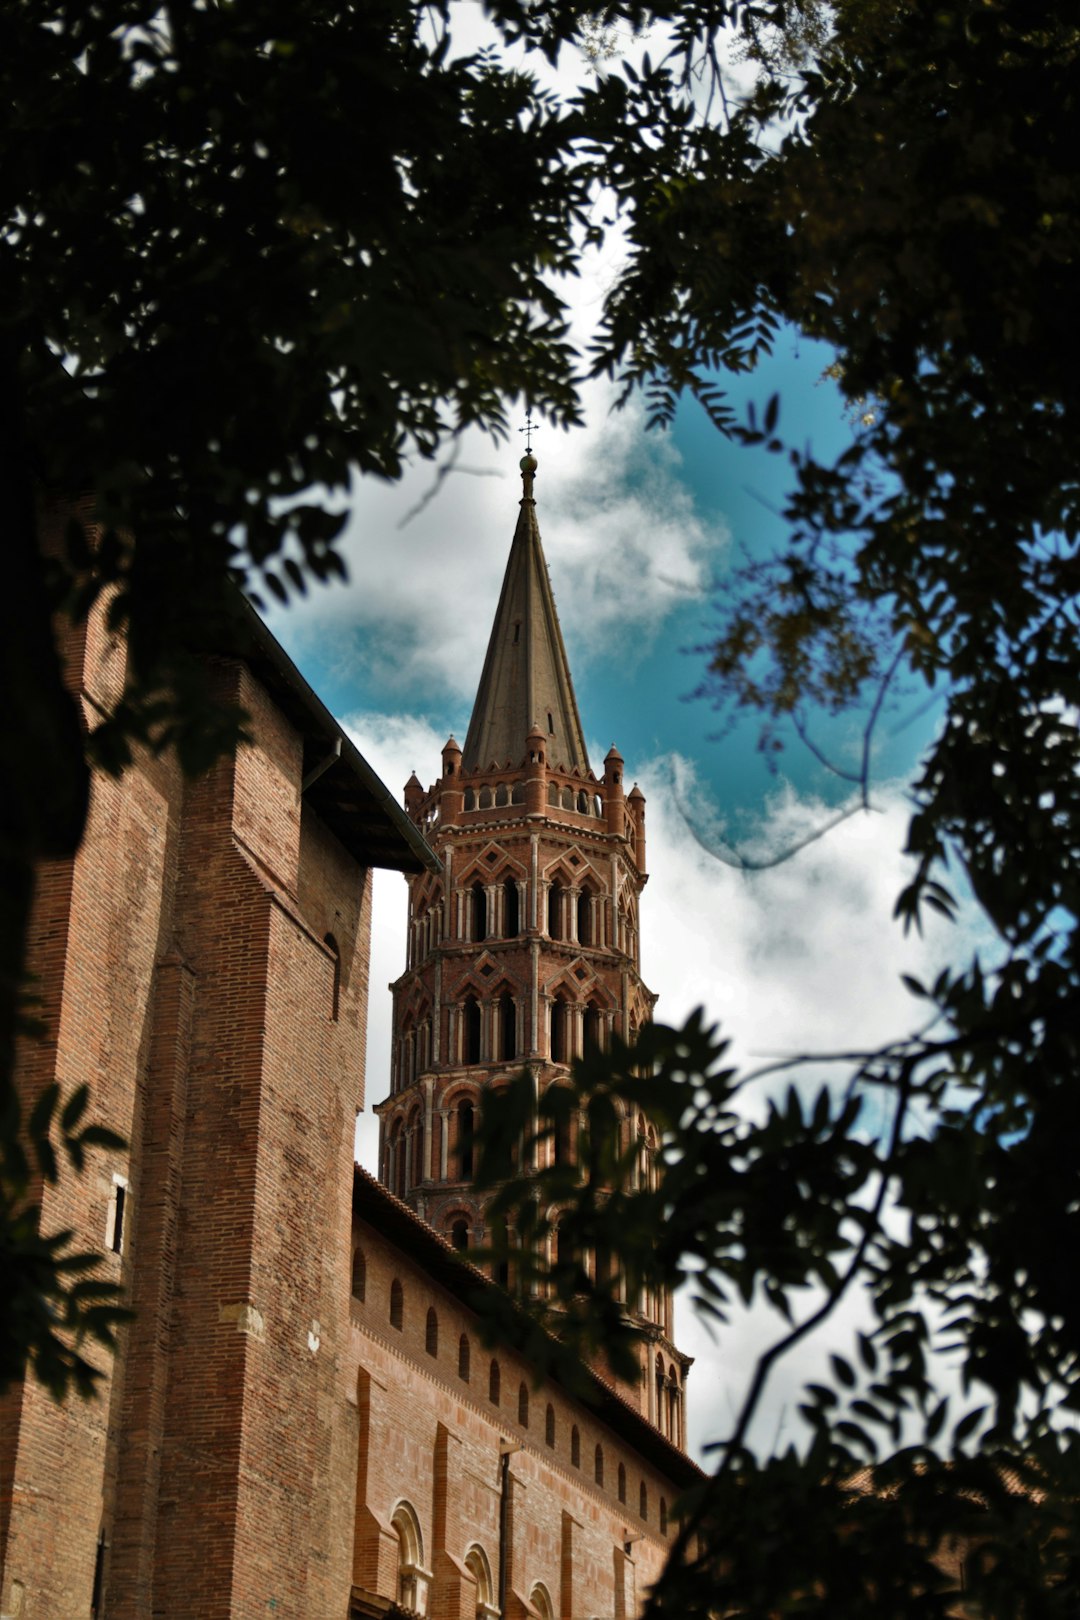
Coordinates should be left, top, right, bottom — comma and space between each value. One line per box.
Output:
462, 454, 590, 774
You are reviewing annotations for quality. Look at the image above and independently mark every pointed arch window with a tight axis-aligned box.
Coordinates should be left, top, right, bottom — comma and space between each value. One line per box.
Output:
391, 1504, 424, 1612
471, 881, 487, 942
660, 1496, 668, 1535
547, 881, 563, 940
464, 996, 482, 1065
617, 1462, 627, 1504
594, 1444, 604, 1487
499, 992, 516, 1062
425, 1307, 438, 1357
489, 1359, 501, 1406
545, 1403, 556, 1448
571, 1425, 580, 1468
518, 1382, 529, 1428
451, 1217, 470, 1251
390, 1279, 403, 1331
504, 876, 519, 938
409, 1107, 424, 1188
583, 1002, 602, 1054
550, 997, 569, 1065
458, 1334, 471, 1381
576, 888, 591, 944
456, 1099, 475, 1178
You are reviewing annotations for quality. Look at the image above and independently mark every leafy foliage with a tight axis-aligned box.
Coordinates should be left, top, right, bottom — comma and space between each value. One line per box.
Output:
470, 0, 1080, 1614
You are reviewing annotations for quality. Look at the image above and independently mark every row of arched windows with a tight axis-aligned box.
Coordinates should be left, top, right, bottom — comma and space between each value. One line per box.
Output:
458, 779, 605, 820
351, 1248, 670, 1531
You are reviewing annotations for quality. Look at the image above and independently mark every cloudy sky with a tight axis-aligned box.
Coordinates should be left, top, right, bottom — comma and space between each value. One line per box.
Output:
260, 19, 971, 1459
263, 329, 980, 1464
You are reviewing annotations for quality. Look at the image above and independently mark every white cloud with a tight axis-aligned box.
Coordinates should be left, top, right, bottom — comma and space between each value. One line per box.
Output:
276, 384, 727, 710
348, 710, 986, 1465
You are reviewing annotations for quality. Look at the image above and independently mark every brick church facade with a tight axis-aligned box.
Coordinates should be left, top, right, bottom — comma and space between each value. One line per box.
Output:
0, 475, 698, 1619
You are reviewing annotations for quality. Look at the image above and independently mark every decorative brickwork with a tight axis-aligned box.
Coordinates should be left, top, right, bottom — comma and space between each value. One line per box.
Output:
377, 459, 692, 1436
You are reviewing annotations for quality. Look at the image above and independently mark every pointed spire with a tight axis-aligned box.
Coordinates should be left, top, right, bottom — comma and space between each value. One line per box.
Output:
462, 455, 590, 774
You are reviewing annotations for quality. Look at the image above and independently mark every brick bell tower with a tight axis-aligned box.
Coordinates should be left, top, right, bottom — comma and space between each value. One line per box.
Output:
376, 451, 690, 1444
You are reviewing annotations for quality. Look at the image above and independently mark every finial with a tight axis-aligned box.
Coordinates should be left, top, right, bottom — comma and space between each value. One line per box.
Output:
519, 410, 539, 454
518, 413, 538, 500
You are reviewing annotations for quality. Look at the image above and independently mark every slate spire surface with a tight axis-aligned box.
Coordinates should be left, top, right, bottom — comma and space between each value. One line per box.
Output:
461, 453, 590, 773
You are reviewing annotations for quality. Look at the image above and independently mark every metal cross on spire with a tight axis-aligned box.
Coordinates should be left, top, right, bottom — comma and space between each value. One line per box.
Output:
518, 410, 539, 453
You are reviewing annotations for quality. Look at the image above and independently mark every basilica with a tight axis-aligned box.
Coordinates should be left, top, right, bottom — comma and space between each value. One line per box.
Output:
0, 462, 696, 1619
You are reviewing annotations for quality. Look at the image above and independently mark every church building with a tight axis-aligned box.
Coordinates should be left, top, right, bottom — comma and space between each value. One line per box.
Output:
0, 470, 698, 1620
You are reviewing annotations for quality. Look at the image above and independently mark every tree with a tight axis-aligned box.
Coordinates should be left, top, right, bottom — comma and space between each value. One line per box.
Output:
471, 2, 1080, 1615
0, 0, 619, 1397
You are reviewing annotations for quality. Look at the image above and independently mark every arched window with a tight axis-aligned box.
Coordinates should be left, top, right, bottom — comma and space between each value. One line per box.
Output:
425, 1307, 438, 1357
409, 1107, 424, 1188
351, 1247, 366, 1301
547, 782, 559, 806
495, 783, 509, 807
465, 1547, 495, 1617
518, 1382, 529, 1428
511, 781, 524, 804
479, 786, 493, 810
457, 1099, 475, 1178
499, 992, 516, 1062
464, 996, 482, 1065
463, 787, 476, 811
545, 1403, 556, 1448
550, 997, 569, 1065
571, 1426, 580, 1468
576, 889, 591, 945
617, 1462, 627, 1504
640, 1481, 649, 1521
583, 1002, 602, 1054
561, 785, 574, 810
594, 1444, 604, 1486
471, 881, 487, 942
390, 1279, 403, 1331
660, 1496, 668, 1535
576, 790, 589, 814
391, 1503, 424, 1612
451, 1217, 469, 1251
551, 1092, 574, 1166
504, 877, 519, 938
656, 1354, 665, 1431
530, 1584, 555, 1620
547, 881, 563, 939
489, 1360, 500, 1405
388, 1118, 405, 1196
458, 1334, 471, 1382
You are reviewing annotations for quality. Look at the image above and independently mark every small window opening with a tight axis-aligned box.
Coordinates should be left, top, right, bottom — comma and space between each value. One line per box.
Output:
640, 1481, 649, 1521
546, 1403, 556, 1448
504, 877, 519, 938
451, 1218, 469, 1250
458, 1334, 471, 1381
594, 1444, 604, 1486
618, 1463, 627, 1504
107, 1176, 128, 1255
489, 1359, 501, 1405
464, 997, 482, 1065
351, 1248, 366, 1301
518, 1382, 529, 1427
325, 933, 341, 1020
547, 711, 554, 733
571, 1426, 581, 1468
91, 1530, 107, 1619
513, 622, 521, 645
390, 1278, 404, 1331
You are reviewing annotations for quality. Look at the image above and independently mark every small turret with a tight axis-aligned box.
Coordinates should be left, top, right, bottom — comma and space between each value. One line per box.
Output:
627, 782, 647, 877
440, 736, 463, 826
603, 744, 624, 836
403, 771, 424, 820
525, 718, 548, 816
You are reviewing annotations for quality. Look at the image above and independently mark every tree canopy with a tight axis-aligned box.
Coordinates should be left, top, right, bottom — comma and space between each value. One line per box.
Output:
472, 1, 1080, 1616
6, 0, 1080, 1610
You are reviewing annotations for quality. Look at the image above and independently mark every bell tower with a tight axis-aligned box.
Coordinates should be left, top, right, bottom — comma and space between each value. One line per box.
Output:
376, 452, 689, 1444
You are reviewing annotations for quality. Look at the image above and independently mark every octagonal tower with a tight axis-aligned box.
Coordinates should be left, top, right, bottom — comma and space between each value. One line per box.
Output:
375, 453, 689, 1440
